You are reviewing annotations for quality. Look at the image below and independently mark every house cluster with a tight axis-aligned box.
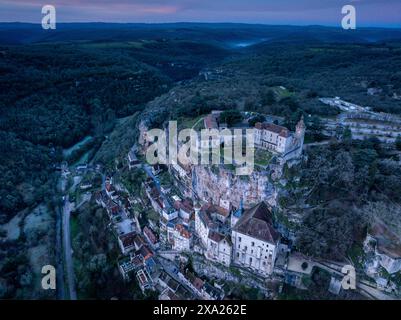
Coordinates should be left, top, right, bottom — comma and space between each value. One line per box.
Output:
157, 270, 194, 300
144, 178, 194, 251
117, 231, 159, 293
99, 169, 228, 299
198, 67, 224, 81
154, 265, 225, 300
194, 200, 284, 276
138, 130, 288, 277
96, 177, 160, 293
178, 269, 224, 300
147, 164, 284, 277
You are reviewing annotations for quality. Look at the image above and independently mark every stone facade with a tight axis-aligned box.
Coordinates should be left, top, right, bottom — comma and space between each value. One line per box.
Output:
231, 202, 280, 275
254, 117, 305, 159
195, 205, 215, 247
172, 224, 192, 252
206, 231, 232, 267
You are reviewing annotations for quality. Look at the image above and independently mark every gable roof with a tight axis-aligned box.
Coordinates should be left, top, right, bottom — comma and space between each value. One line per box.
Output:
233, 202, 279, 244
202, 202, 230, 218
143, 226, 158, 244
175, 224, 191, 239
208, 231, 224, 243
119, 231, 137, 248
138, 245, 153, 260
255, 122, 290, 138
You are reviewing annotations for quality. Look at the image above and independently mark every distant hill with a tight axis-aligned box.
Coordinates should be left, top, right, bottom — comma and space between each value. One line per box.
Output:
1, 22, 401, 45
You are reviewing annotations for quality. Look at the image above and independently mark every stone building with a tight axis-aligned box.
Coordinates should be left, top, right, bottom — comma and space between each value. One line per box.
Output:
254, 116, 305, 159
194, 203, 217, 247
206, 231, 232, 267
231, 202, 280, 275
172, 224, 192, 252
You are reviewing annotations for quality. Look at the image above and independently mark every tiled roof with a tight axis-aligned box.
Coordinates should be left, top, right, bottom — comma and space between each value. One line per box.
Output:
255, 122, 290, 138
174, 199, 193, 213
119, 231, 137, 248
138, 245, 153, 260
134, 234, 147, 248
198, 210, 216, 229
208, 231, 224, 243
233, 202, 279, 244
175, 224, 191, 239
202, 202, 230, 218
131, 255, 144, 267
186, 271, 204, 291
143, 226, 158, 244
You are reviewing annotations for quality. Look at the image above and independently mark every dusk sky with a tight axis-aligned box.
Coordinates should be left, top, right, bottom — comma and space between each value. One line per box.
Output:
0, 0, 400, 27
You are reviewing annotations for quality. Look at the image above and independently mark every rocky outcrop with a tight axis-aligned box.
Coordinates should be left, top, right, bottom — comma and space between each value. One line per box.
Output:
192, 165, 278, 209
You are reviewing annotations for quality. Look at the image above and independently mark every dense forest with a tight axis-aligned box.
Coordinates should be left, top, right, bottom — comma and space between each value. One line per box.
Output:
0, 38, 228, 217
0, 36, 229, 299
227, 42, 401, 115
282, 137, 401, 261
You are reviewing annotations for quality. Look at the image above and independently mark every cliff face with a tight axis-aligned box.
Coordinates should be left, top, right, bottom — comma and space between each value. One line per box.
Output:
192, 165, 278, 209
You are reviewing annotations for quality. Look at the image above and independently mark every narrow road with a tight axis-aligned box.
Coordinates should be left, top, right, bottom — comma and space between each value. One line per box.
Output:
55, 202, 65, 300
62, 195, 77, 300
55, 175, 66, 300
303, 140, 330, 150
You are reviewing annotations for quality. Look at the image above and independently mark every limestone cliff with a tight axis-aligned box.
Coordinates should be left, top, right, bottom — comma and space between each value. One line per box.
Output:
192, 165, 279, 209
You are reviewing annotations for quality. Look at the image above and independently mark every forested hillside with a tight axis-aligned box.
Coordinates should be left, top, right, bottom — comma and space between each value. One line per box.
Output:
0, 38, 228, 218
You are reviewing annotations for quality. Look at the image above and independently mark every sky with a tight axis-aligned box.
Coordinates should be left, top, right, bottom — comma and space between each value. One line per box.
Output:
0, 0, 400, 27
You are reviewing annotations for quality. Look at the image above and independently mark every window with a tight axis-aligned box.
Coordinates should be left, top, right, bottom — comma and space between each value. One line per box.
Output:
238, 244, 241, 249
237, 252, 239, 258
251, 250, 253, 254
238, 237, 241, 242
251, 242, 255, 247
249, 258, 253, 264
